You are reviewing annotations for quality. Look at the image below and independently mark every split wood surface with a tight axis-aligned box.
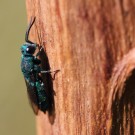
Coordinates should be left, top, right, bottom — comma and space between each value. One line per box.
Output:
26, 0, 135, 134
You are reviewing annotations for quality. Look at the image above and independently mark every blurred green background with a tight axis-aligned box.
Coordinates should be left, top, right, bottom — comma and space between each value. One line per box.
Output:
0, 1, 36, 135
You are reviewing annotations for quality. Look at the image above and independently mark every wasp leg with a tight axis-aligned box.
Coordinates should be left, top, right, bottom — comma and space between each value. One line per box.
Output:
41, 70, 59, 74
51, 70, 60, 80
35, 46, 44, 57
41, 70, 60, 80
41, 70, 52, 73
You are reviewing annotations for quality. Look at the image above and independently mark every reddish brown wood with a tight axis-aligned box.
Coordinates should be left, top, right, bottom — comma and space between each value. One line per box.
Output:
26, 0, 135, 134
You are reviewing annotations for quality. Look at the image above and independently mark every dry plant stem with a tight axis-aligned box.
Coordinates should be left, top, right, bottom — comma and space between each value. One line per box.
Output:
26, 0, 135, 134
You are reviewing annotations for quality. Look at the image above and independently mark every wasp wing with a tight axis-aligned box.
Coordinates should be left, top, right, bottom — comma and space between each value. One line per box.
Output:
25, 79, 39, 115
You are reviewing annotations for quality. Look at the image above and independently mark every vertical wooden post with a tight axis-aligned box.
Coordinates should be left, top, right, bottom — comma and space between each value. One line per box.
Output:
26, 0, 135, 134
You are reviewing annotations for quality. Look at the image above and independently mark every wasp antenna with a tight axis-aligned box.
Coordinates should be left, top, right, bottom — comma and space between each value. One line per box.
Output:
25, 17, 36, 44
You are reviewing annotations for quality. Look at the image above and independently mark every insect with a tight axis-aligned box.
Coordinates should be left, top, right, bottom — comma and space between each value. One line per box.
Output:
21, 17, 58, 114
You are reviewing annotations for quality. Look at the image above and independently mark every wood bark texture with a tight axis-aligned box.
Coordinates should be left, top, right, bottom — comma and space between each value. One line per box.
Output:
26, 0, 135, 134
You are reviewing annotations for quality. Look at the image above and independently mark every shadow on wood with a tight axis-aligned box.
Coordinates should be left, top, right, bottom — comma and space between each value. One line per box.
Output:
39, 49, 56, 124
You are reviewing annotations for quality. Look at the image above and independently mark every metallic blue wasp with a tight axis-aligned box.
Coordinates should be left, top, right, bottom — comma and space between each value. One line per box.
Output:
21, 17, 58, 114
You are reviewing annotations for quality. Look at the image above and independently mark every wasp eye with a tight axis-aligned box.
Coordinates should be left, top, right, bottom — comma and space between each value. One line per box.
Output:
26, 48, 29, 51
26, 46, 36, 54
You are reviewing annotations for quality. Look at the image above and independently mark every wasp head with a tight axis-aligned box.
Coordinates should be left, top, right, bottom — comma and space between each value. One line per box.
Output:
21, 43, 37, 55
21, 17, 37, 55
